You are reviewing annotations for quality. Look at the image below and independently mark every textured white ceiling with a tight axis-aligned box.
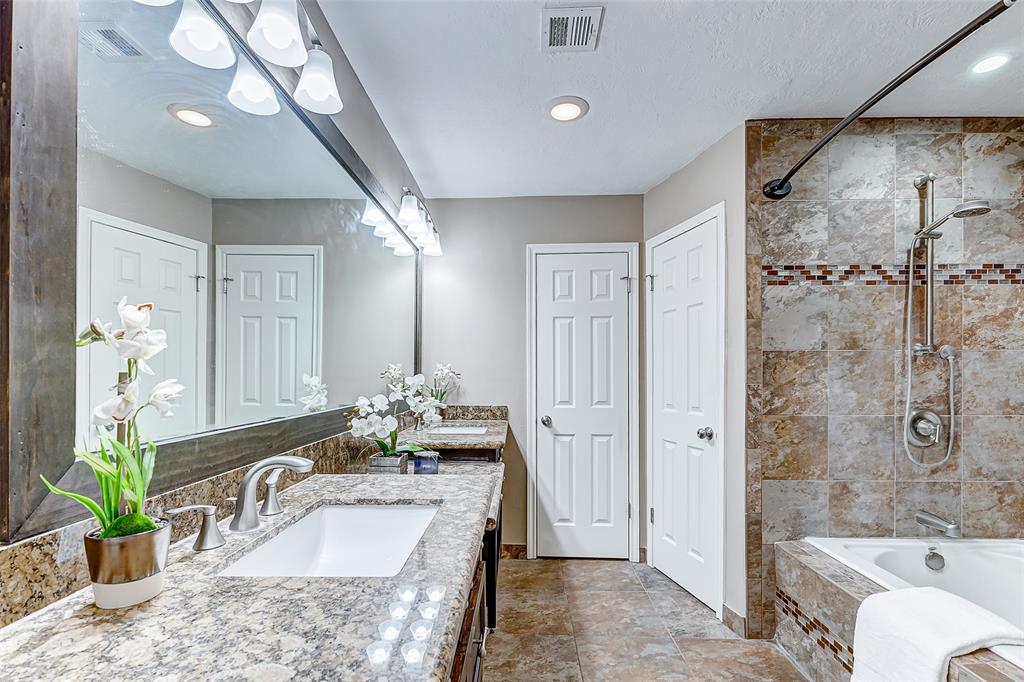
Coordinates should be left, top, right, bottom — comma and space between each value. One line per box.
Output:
79, 0, 365, 200
321, 0, 1024, 198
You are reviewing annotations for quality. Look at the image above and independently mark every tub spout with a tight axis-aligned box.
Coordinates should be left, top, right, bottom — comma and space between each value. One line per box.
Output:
915, 510, 961, 538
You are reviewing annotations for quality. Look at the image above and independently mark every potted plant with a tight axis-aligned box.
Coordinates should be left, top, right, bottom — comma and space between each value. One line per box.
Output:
430, 363, 461, 420
41, 298, 184, 609
349, 365, 443, 474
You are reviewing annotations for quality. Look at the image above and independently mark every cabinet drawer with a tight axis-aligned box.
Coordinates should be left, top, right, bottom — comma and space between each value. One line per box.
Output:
450, 559, 486, 682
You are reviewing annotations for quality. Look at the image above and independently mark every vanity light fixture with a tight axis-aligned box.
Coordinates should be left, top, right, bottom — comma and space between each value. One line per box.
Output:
391, 240, 417, 257
294, 46, 344, 115
169, 105, 214, 128
133, 0, 175, 6
227, 56, 280, 116
360, 198, 387, 227
407, 207, 430, 240
548, 95, 589, 122
247, 0, 308, 68
396, 189, 421, 226
169, 0, 236, 70
971, 54, 1009, 73
383, 232, 407, 249
423, 229, 443, 257
373, 222, 397, 238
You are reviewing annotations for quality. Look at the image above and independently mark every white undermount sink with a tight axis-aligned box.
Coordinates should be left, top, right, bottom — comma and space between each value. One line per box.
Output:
428, 426, 487, 435
218, 505, 438, 578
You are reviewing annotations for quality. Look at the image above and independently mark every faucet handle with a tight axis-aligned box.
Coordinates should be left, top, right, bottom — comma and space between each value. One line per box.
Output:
259, 468, 285, 517
167, 504, 227, 551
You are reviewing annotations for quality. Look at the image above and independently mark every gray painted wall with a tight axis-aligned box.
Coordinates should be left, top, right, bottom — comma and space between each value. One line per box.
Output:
421, 195, 644, 546
642, 124, 747, 618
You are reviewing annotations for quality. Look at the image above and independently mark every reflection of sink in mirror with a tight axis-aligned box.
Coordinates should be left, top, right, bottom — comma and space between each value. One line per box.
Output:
429, 426, 488, 435
219, 505, 437, 577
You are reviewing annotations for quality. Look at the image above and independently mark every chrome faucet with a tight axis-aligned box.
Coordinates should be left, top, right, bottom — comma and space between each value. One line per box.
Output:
229, 456, 313, 532
915, 510, 962, 538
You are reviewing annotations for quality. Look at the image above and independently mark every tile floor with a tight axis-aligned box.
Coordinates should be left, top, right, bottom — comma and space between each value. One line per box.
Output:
484, 559, 807, 681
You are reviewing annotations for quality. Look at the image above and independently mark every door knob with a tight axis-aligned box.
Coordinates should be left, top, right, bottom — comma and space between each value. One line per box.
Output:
541, 416, 552, 427
697, 427, 714, 441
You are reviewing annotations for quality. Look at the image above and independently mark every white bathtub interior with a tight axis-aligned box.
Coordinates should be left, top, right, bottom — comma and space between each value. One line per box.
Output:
806, 537, 1024, 669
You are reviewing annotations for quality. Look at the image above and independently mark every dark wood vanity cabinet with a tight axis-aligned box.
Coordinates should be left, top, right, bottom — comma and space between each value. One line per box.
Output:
450, 557, 487, 682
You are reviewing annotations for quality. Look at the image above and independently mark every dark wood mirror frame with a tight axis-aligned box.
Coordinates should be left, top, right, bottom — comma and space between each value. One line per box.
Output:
0, 0, 423, 542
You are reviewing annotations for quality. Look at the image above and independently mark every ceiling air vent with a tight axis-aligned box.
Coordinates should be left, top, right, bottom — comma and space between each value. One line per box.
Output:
542, 6, 603, 52
79, 22, 151, 62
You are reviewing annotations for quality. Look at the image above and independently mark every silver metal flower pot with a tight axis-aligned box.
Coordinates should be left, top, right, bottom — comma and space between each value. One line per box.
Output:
368, 452, 408, 474
83, 518, 171, 609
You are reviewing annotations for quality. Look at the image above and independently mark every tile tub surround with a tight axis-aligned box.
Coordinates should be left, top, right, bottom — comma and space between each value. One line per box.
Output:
773, 541, 1024, 682
0, 474, 494, 681
745, 117, 1024, 638
0, 433, 368, 628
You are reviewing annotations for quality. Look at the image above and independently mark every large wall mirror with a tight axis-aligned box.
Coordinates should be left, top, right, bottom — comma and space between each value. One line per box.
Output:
75, 0, 416, 446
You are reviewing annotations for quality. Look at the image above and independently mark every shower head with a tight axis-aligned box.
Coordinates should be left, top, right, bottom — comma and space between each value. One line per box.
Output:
916, 200, 992, 237
951, 200, 991, 218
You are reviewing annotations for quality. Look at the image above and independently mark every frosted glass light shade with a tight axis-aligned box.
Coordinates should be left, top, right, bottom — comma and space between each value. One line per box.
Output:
392, 241, 416, 257
396, 193, 420, 226
227, 57, 280, 116
247, 0, 307, 68
423, 231, 442, 257
361, 199, 387, 226
383, 233, 407, 248
295, 48, 343, 115
170, 0, 236, 70
373, 222, 397, 238
133, 0, 175, 6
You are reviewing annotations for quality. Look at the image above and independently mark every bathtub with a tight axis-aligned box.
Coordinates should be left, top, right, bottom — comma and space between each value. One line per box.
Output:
806, 537, 1024, 669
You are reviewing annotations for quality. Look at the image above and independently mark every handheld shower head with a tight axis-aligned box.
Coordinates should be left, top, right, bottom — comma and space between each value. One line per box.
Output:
916, 200, 992, 237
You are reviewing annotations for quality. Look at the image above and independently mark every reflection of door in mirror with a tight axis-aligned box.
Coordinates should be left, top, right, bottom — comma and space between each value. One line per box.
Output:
215, 246, 323, 428
77, 208, 209, 446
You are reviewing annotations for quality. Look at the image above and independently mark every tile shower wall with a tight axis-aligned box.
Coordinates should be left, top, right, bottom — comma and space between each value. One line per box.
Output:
745, 117, 1024, 638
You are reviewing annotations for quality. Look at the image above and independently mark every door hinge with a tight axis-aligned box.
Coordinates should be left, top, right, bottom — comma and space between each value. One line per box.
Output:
650, 507, 654, 524
645, 273, 656, 291
189, 274, 206, 292
628, 502, 632, 519
619, 275, 632, 294
221, 276, 235, 294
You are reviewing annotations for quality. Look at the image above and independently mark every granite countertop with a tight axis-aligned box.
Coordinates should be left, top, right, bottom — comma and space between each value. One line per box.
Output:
0, 474, 495, 681
433, 461, 504, 530
399, 420, 508, 451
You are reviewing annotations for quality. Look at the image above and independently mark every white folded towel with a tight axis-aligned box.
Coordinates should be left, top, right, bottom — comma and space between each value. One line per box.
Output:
852, 586, 1024, 682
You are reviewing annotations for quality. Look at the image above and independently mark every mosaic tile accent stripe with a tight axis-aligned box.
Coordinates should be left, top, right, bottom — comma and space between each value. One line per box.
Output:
776, 586, 855, 674
763, 263, 1024, 286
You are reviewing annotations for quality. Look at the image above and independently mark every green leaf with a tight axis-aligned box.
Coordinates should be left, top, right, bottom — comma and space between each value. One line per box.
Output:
73, 448, 119, 478
395, 444, 427, 453
372, 439, 392, 455
39, 475, 109, 530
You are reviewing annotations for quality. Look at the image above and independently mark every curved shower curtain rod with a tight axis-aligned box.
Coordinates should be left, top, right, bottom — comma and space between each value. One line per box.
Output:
762, 0, 1019, 200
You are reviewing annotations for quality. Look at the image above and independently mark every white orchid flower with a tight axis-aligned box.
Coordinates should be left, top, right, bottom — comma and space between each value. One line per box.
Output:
376, 415, 398, 439
92, 380, 140, 426
406, 374, 426, 392
371, 394, 390, 412
302, 373, 323, 390
116, 297, 153, 338
301, 392, 328, 412
355, 396, 373, 415
76, 319, 113, 347
113, 329, 168, 374
147, 379, 184, 418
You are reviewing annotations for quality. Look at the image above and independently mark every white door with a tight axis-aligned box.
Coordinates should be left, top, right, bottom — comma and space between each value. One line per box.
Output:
534, 251, 631, 558
217, 247, 321, 426
80, 210, 207, 444
649, 212, 722, 611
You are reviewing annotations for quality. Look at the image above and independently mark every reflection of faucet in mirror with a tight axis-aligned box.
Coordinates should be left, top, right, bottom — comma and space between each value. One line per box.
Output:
229, 456, 313, 532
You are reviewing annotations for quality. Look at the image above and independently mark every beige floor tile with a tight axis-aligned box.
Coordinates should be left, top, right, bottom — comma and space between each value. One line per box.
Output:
633, 562, 687, 591
567, 590, 668, 638
675, 638, 806, 681
575, 632, 694, 681
649, 589, 741, 640
495, 590, 574, 636
498, 558, 565, 594
483, 632, 582, 682
560, 559, 644, 593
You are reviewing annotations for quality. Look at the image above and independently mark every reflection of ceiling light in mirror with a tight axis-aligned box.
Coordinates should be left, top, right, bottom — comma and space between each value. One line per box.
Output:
170, 0, 236, 70
170, 106, 214, 128
971, 55, 1009, 73
392, 241, 416, 257
423, 230, 442, 257
361, 199, 387, 226
548, 96, 589, 122
373, 222, 397, 238
133, 0, 176, 6
228, 56, 280, 116
247, 0, 308, 68
294, 47, 344, 115
383, 233, 407, 248
408, 208, 429, 238
397, 191, 420, 226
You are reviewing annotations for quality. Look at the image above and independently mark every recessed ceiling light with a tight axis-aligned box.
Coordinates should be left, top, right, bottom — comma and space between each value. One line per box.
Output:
972, 55, 1009, 73
170, 106, 213, 127
548, 96, 589, 122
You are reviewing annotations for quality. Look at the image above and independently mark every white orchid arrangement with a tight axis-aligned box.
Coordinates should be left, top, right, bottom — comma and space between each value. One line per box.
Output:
431, 363, 461, 402
300, 374, 329, 413
346, 364, 445, 457
41, 298, 184, 539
